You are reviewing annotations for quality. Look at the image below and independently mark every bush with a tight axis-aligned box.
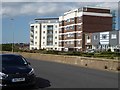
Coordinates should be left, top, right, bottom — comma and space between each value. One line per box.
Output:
107, 49, 111, 52
65, 51, 81, 56
2, 44, 12, 51
42, 50, 60, 55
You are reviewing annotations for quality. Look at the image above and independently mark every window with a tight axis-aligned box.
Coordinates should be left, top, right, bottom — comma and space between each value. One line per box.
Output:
43, 25, 46, 28
55, 31, 57, 33
59, 35, 62, 38
70, 26, 74, 30
43, 37, 45, 39
59, 28, 62, 32
55, 42, 57, 44
94, 35, 98, 40
87, 36, 90, 39
66, 27, 70, 30
71, 18, 74, 22
36, 26, 37, 28
71, 41, 74, 44
59, 42, 62, 45
72, 26, 74, 30
66, 19, 70, 22
68, 33, 74, 37
2, 55, 28, 66
59, 21, 62, 25
102, 34, 107, 39
47, 25, 53, 30
111, 34, 116, 39
43, 31, 45, 33
35, 31, 37, 34
77, 33, 81, 36
78, 41, 80, 44
35, 36, 37, 39
35, 42, 37, 44
43, 42, 45, 44
55, 37, 57, 39
31, 26, 34, 29
78, 25, 81, 29
55, 25, 57, 28
79, 17, 82, 21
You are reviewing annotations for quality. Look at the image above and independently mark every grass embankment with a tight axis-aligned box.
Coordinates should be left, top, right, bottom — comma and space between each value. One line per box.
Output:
16, 49, 120, 60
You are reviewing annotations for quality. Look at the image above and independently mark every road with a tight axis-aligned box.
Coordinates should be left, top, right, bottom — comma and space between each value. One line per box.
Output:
3, 58, 119, 90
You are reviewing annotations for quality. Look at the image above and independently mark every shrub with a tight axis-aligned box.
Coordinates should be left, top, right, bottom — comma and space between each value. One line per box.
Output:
107, 49, 111, 52
66, 51, 81, 56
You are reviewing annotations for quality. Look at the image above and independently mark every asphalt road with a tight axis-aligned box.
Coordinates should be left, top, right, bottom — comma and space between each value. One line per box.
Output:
3, 58, 119, 90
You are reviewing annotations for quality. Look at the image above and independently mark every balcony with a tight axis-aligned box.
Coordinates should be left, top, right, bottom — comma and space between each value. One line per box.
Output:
30, 40, 34, 45
47, 25, 53, 30
47, 38, 53, 41
30, 34, 34, 37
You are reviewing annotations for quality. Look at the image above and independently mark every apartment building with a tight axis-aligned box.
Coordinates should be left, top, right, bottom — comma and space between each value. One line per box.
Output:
92, 30, 120, 51
59, 6, 113, 51
30, 18, 59, 50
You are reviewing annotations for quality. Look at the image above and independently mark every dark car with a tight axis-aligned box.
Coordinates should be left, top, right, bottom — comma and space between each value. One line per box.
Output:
0, 54, 36, 87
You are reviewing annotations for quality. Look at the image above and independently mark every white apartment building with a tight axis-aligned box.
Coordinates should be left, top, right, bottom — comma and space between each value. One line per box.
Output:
30, 18, 59, 50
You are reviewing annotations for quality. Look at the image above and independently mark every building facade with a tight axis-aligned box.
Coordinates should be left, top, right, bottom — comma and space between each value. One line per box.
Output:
92, 30, 120, 51
59, 6, 112, 51
30, 18, 59, 50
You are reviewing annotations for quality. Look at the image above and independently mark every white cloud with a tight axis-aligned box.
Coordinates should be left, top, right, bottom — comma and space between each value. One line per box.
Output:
2, 2, 119, 18
97, 2, 119, 10
2, 0, 120, 2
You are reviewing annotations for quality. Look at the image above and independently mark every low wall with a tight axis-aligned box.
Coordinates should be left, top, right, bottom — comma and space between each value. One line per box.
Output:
2, 52, 120, 72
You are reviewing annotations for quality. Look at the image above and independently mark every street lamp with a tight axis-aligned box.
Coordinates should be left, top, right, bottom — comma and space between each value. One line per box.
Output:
10, 18, 14, 53
3, 14, 14, 53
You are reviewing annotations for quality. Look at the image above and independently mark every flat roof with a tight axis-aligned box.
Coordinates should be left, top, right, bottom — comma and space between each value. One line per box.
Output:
35, 17, 59, 20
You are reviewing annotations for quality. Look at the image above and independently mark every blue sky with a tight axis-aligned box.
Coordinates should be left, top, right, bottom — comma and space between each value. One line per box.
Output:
1, 1, 120, 44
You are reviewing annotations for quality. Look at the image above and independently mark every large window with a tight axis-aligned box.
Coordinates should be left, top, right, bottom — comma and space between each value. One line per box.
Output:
59, 28, 62, 32
111, 34, 116, 39
2, 55, 27, 66
59, 21, 62, 25
94, 35, 98, 40
67, 33, 74, 37
66, 19, 70, 22
47, 25, 53, 30
47, 25, 53, 45
71, 18, 74, 22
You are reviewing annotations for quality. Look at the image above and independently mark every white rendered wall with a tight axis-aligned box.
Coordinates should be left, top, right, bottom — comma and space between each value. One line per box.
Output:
30, 23, 40, 50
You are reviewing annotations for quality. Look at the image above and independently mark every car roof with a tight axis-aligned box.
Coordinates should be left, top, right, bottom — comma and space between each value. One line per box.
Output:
0, 54, 21, 56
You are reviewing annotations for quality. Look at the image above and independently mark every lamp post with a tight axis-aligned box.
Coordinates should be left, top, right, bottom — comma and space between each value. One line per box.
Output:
10, 18, 14, 53
3, 14, 14, 53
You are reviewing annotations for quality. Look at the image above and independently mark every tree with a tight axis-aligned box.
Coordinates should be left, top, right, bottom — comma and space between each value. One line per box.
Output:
1, 44, 12, 51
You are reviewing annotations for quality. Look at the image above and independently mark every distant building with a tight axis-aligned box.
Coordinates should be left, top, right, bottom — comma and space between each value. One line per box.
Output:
92, 30, 120, 51
30, 18, 59, 50
59, 6, 113, 51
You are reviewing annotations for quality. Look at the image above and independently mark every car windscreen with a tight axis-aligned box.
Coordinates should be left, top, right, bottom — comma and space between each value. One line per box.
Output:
1, 55, 28, 66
